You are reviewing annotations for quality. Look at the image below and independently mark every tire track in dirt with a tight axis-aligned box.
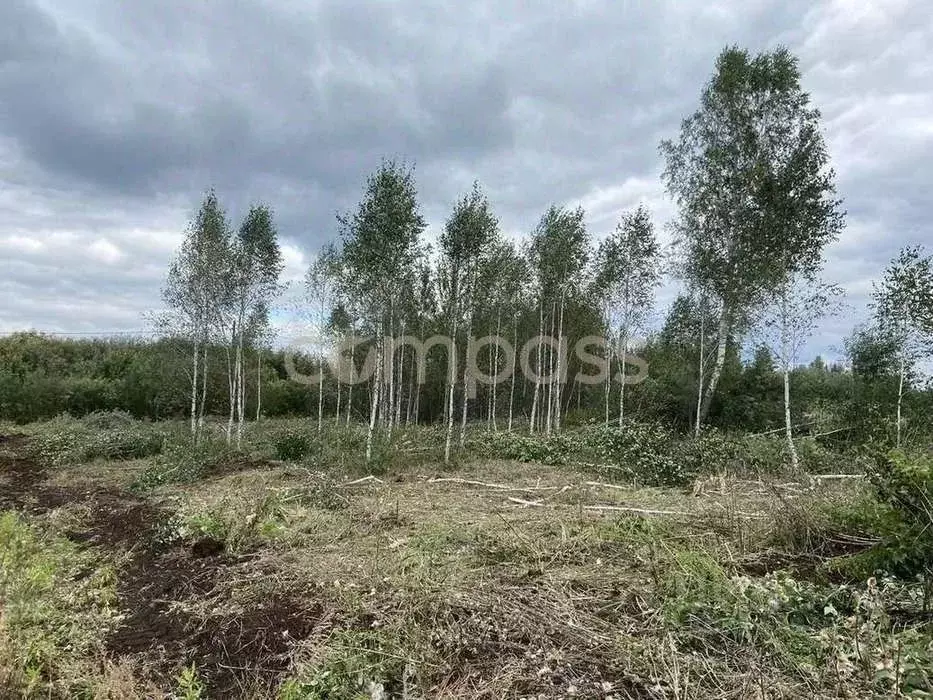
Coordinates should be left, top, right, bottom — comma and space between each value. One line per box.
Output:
0, 434, 319, 697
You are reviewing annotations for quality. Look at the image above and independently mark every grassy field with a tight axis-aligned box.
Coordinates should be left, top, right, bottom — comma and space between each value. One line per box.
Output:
0, 416, 930, 698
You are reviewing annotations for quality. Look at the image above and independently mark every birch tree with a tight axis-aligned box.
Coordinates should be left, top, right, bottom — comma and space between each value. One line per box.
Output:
306, 243, 342, 433
592, 205, 660, 428
339, 161, 426, 462
227, 205, 283, 445
873, 246, 933, 448
661, 46, 844, 432
438, 183, 499, 461
758, 274, 844, 468
527, 206, 588, 434
161, 190, 230, 443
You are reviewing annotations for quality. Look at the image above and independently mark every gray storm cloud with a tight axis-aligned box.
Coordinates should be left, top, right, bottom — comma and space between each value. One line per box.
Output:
1, 0, 931, 360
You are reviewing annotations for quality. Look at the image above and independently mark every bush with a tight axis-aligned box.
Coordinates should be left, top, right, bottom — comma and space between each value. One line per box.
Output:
475, 431, 574, 465
273, 430, 319, 462
78, 409, 137, 430
133, 439, 240, 489
867, 450, 933, 592
28, 415, 166, 467
581, 422, 680, 485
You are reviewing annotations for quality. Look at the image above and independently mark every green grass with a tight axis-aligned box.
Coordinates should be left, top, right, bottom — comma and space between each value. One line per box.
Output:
0, 511, 120, 697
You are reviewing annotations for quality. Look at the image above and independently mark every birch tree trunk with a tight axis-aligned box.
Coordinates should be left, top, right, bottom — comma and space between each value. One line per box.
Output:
508, 316, 517, 432
545, 302, 557, 436
236, 331, 245, 447
896, 353, 906, 449
198, 342, 208, 432
335, 365, 342, 425
618, 332, 627, 429
226, 340, 235, 444
459, 289, 474, 449
395, 322, 405, 428
255, 350, 262, 422
492, 308, 501, 431
445, 307, 460, 463
529, 303, 543, 434
365, 340, 382, 463
191, 338, 200, 440
783, 362, 799, 470
346, 336, 355, 426
386, 310, 395, 437
698, 306, 729, 429
554, 290, 566, 432
695, 305, 705, 438
317, 349, 324, 433
780, 296, 799, 470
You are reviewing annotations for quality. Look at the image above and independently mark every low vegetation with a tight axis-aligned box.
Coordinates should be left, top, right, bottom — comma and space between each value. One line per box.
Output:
1, 416, 931, 698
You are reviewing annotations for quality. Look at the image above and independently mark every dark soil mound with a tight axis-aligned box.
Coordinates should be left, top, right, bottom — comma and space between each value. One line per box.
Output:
0, 434, 320, 697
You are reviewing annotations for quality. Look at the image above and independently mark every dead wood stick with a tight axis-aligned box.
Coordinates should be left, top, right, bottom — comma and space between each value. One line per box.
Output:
339, 475, 385, 487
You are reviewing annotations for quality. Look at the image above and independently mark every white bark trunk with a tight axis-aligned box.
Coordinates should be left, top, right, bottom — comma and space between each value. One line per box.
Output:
459, 294, 473, 449
445, 307, 460, 463
317, 349, 324, 433
190, 338, 199, 440
492, 308, 501, 431
346, 335, 355, 426
619, 332, 627, 429
783, 363, 798, 470
529, 303, 543, 433
554, 291, 566, 432
896, 353, 905, 448
255, 350, 262, 422
695, 306, 705, 438
507, 317, 517, 432
545, 302, 556, 436
698, 306, 729, 429
198, 342, 208, 431
365, 341, 382, 463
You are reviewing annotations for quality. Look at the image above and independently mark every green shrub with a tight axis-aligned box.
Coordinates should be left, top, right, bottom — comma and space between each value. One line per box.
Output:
274, 430, 319, 462
582, 423, 691, 486
476, 431, 574, 465
28, 415, 166, 467
133, 439, 240, 489
866, 450, 933, 592
78, 409, 137, 430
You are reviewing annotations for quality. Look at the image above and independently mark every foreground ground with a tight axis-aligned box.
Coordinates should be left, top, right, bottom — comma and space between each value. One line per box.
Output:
0, 421, 930, 698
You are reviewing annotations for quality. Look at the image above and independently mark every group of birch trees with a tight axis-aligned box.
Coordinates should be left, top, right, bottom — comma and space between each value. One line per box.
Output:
161, 191, 284, 446
154, 43, 933, 460
298, 159, 667, 461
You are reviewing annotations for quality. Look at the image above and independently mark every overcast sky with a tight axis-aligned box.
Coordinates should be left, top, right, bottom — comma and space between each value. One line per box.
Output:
1, 0, 930, 361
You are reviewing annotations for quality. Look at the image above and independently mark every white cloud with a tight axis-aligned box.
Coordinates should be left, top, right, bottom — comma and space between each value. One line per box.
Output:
87, 238, 122, 264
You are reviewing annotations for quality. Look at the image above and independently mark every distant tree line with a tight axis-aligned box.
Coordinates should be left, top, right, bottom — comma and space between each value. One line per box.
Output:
3, 45, 933, 460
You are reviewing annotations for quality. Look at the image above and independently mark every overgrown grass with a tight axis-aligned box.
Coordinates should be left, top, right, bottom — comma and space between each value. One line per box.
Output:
0, 511, 120, 697
3, 416, 931, 698
25, 413, 170, 467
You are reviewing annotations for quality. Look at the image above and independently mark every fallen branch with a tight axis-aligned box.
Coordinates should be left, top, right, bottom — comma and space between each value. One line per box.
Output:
339, 475, 385, 487
506, 496, 546, 507
583, 481, 632, 492
425, 477, 564, 492
582, 504, 692, 516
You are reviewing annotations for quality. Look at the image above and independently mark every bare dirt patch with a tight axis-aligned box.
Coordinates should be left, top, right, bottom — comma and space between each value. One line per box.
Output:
0, 434, 321, 697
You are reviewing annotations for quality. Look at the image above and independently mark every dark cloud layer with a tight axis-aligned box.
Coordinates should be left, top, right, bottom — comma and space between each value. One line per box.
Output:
1, 0, 931, 361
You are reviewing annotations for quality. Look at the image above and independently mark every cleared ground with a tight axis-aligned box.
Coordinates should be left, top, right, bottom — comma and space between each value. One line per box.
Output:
0, 426, 926, 699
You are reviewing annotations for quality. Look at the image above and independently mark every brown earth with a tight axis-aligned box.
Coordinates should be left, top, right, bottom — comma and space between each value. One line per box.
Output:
0, 435, 319, 697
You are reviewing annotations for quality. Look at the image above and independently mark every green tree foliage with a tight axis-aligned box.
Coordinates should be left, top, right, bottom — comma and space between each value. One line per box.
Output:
873, 246, 933, 446
592, 205, 661, 427
661, 46, 844, 428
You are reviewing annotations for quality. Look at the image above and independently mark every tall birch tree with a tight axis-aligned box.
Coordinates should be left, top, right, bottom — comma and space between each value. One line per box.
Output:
661, 46, 844, 432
